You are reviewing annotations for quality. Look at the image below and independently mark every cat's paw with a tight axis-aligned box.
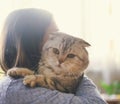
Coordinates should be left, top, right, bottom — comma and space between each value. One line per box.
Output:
7, 68, 34, 78
23, 75, 38, 87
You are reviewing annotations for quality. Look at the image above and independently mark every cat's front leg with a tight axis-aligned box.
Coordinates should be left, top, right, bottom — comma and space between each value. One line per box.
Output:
7, 67, 34, 78
23, 75, 55, 89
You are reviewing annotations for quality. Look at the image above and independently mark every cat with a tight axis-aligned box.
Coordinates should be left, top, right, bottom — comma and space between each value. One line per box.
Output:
7, 32, 90, 93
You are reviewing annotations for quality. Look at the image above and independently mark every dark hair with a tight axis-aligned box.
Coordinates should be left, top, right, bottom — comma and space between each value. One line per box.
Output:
0, 8, 52, 73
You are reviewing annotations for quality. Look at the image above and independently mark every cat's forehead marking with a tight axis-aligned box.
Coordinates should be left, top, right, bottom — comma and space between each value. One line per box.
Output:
59, 36, 75, 53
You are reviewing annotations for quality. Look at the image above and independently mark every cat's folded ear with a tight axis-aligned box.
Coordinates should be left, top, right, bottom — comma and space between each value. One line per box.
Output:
78, 39, 91, 47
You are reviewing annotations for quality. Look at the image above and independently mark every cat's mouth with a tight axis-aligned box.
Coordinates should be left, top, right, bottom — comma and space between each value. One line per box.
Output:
57, 64, 61, 67
54, 63, 65, 70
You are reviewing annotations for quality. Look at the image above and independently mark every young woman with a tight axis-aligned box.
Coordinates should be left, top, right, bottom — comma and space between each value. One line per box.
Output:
0, 8, 107, 104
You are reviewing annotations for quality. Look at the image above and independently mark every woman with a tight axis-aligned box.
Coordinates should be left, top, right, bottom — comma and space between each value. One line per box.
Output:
0, 8, 107, 104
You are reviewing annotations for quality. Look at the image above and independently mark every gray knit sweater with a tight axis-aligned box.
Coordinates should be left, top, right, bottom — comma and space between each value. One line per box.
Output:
0, 76, 107, 104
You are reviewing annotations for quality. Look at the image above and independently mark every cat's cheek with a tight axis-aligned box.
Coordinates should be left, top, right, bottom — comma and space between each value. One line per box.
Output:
52, 60, 58, 66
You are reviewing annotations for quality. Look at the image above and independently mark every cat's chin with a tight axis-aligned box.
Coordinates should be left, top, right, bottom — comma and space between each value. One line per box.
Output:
54, 65, 62, 69
57, 64, 61, 68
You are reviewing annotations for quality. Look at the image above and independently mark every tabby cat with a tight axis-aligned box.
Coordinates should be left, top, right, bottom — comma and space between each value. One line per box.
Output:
8, 32, 90, 93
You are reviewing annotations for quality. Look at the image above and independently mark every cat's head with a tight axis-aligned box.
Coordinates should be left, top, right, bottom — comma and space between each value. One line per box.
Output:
42, 32, 90, 75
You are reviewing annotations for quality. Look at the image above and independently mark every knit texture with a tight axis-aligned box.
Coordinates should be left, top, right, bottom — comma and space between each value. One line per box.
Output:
0, 76, 107, 104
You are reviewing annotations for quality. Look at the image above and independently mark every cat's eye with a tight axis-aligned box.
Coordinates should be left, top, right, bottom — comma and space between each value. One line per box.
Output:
67, 54, 76, 58
53, 48, 59, 54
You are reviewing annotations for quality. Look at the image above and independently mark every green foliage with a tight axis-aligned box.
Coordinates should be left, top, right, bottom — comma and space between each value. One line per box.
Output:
101, 81, 120, 95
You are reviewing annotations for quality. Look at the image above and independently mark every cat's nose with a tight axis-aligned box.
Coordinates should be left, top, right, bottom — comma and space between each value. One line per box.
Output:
59, 59, 63, 64
58, 56, 66, 64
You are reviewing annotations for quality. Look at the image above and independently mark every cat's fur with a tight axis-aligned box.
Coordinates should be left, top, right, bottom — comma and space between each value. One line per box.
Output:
7, 32, 90, 93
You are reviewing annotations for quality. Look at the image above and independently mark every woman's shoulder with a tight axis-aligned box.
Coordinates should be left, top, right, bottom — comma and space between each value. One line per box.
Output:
0, 76, 107, 104
0, 76, 50, 104
0, 75, 95, 94
80, 75, 97, 87
76, 75, 97, 95
0, 76, 12, 94
0, 76, 23, 92
0, 76, 12, 104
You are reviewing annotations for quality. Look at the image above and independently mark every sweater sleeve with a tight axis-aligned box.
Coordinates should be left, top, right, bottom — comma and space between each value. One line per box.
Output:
0, 76, 107, 104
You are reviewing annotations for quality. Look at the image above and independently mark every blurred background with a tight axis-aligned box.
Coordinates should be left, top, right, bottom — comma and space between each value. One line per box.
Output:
0, 0, 120, 103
